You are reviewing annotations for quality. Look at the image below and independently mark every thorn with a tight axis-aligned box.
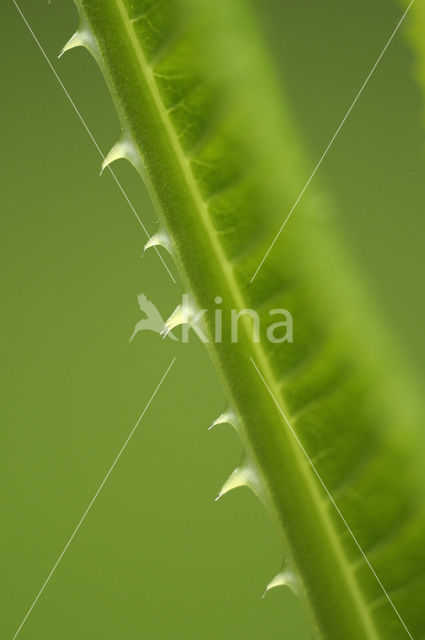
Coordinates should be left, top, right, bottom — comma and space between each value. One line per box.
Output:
100, 139, 128, 175
100, 135, 142, 175
208, 410, 236, 431
58, 31, 86, 58
143, 230, 173, 257
262, 569, 298, 599
160, 300, 192, 338
215, 466, 251, 502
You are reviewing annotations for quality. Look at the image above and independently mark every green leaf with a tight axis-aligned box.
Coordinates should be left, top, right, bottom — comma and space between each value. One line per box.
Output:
68, 1, 425, 637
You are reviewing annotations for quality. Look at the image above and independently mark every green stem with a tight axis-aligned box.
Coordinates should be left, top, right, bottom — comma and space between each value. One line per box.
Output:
75, 1, 380, 636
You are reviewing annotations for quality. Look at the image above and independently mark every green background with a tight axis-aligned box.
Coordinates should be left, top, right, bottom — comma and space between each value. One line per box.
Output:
2, 1, 424, 638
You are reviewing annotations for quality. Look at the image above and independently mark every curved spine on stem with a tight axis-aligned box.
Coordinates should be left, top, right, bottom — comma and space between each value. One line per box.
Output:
262, 565, 300, 599
208, 408, 238, 431
160, 304, 185, 339
160, 296, 199, 339
100, 134, 142, 175
143, 228, 174, 258
58, 31, 86, 58
58, 13, 98, 59
215, 461, 259, 502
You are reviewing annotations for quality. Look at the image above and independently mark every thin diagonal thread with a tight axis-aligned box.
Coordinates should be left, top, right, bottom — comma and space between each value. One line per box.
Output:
11, 357, 176, 640
250, 0, 415, 283
13, 0, 176, 284
250, 355, 413, 640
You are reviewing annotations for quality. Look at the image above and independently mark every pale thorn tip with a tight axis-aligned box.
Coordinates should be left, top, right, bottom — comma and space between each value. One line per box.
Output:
214, 466, 250, 502
162, 304, 187, 334
58, 32, 85, 59
208, 410, 236, 431
143, 230, 172, 256
100, 139, 129, 175
160, 323, 174, 340
262, 570, 296, 599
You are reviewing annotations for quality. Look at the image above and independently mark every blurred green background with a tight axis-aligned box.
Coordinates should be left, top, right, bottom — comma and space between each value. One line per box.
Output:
1, 1, 424, 638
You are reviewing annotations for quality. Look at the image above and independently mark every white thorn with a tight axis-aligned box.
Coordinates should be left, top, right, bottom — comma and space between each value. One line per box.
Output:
215, 466, 252, 502
143, 230, 173, 256
208, 409, 237, 431
100, 136, 141, 175
161, 304, 182, 338
58, 32, 86, 58
160, 300, 194, 338
101, 139, 128, 174
262, 569, 297, 599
